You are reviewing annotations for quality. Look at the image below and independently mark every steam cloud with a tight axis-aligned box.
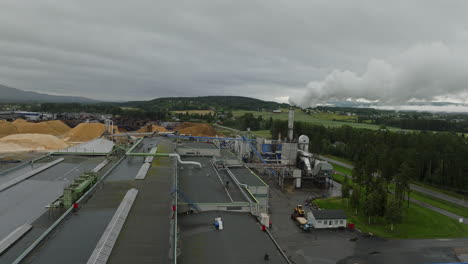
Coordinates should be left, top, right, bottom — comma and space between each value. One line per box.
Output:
290, 43, 468, 107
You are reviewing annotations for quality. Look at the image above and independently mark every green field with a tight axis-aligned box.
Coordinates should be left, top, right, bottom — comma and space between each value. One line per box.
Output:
213, 126, 238, 137
410, 191, 468, 219
250, 130, 272, 139
232, 110, 405, 131
412, 182, 467, 201
322, 154, 353, 166
332, 173, 347, 183
331, 163, 353, 176
329, 160, 468, 228
315, 197, 468, 239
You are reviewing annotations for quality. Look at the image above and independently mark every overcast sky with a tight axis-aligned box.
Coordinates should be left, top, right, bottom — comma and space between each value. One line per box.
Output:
1, 0, 468, 107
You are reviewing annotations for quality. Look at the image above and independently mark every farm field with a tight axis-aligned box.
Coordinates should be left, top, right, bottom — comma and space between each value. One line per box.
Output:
232, 110, 405, 131
172, 110, 214, 115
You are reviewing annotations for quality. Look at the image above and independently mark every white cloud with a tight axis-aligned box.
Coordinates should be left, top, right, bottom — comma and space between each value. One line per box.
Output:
290, 43, 468, 107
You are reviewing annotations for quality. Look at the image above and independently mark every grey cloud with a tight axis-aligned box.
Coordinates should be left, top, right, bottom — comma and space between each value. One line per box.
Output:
0, 0, 468, 103
290, 43, 468, 107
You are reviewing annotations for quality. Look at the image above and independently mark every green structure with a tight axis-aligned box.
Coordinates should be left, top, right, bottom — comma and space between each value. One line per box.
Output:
63, 172, 99, 208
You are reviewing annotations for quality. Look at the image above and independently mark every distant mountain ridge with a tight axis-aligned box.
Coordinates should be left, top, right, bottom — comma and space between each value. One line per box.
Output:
0, 84, 99, 103
124, 96, 289, 111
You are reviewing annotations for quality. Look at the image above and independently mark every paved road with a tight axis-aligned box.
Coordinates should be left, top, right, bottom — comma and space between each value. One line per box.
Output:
333, 170, 468, 224
410, 183, 468, 208
261, 173, 468, 264
320, 155, 468, 209
409, 197, 467, 224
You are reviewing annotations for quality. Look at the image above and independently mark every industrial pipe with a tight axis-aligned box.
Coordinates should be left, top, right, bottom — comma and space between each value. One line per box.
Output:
169, 154, 202, 168
127, 152, 201, 168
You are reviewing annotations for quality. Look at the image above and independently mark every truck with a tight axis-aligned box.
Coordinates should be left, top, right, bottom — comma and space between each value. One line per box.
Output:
291, 205, 311, 231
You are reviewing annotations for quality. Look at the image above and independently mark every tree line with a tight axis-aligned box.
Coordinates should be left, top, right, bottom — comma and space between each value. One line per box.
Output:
374, 117, 468, 133
223, 113, 274, 131
271, 120, 467, 224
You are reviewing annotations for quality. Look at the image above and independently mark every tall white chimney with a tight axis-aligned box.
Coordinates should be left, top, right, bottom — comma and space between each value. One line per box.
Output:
288, 108, 294, 141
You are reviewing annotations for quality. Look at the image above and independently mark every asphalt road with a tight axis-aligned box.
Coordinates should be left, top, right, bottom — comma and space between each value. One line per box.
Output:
320, 155, 468, 209
410, 183, 468, 208
333, 169, 468, 224
261, 173, 468, 264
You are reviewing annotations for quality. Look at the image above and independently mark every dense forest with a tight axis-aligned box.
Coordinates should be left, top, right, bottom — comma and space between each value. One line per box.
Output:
271, 120, 468, 191
374, 117, 468, 133
271, 120, 467, 224
27, 103, 167, 120
316, 106, 468, 133
123, 96, 287, 111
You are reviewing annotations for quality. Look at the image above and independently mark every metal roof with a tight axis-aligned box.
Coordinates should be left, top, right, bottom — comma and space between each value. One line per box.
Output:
311, 209, 347, 220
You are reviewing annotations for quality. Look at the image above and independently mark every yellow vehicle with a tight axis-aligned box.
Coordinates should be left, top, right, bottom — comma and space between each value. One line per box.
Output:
293, 205, 305, 217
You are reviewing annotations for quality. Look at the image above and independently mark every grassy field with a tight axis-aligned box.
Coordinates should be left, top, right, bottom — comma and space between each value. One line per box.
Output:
232, 110, 405, 131
332, 163, 353, 175
332, 173, 347, 183
329, 160, 468, 227
172, 110, 214, 115
412, 181, 467, 201
250, 130, 272, 139
410, 191, 468, 219
213, 126, 238, 137
315, 197, 468, 239
322, 154, 353, 166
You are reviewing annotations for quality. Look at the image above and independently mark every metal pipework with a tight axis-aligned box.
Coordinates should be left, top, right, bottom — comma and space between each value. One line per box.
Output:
127, 152, 202, 168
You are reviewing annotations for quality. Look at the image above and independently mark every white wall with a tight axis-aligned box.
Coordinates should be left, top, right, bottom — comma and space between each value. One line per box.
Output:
307, 212, 347, 229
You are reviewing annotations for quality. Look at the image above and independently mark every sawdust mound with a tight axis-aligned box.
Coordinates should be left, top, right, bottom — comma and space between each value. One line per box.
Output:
0, 120, 18, 138
177, 123, 217, 137
0, 133, 69, 152
137, 124, 169, 133
44, 120, 71, 135
12, 118, 27, 124
63, 123, 106, 142
13, 120, 71, 136
174, 122, 196, 130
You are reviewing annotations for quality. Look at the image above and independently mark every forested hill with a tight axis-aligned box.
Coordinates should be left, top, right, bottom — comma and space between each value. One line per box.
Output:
0, 84, 98, 103
123, 96, 289, 111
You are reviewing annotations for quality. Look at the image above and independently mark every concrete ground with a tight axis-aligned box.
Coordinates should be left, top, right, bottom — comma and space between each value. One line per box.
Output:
0, 156, 104, 239
20, 180, 131, 264
178, 157, 233, 203
107, 139, 174, 264
0, 156, 54, 185
0, 152, 44, 173
179, 211, 286, 264
15, 138, 172, 264
261, 172, 468, 264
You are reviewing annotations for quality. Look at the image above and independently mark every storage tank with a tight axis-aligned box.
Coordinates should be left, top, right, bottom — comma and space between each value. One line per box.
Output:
312, 160, 333, 177
298, 135, 309, 152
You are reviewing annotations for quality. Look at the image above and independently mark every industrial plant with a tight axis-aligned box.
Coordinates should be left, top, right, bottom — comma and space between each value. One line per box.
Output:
1, 107, 467, 264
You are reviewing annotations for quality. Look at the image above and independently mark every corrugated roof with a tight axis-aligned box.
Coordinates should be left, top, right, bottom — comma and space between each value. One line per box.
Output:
311, 209, 346, 219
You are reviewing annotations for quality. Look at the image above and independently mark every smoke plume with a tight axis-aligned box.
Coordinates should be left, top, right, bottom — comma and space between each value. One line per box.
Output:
290, 43, 468, 107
